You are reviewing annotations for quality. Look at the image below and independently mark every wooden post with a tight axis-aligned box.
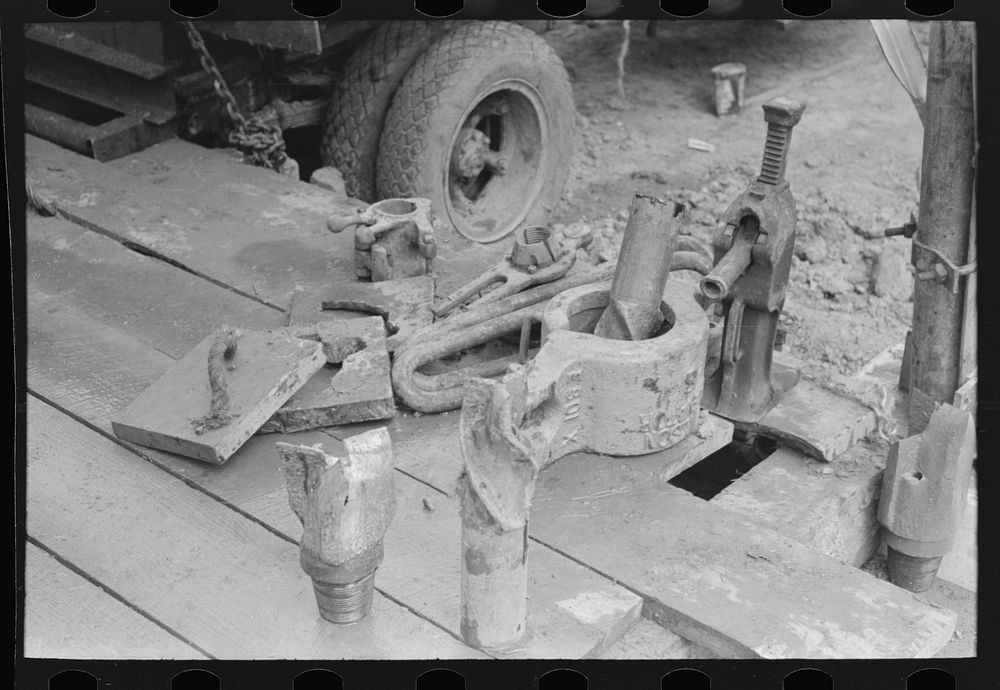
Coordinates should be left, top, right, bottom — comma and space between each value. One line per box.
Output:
277, 428, 396, 624
908, 21, 976, 433
458, 378, 540, 651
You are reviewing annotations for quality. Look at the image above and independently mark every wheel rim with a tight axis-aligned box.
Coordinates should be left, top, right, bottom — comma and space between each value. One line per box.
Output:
442, 79, 549, 243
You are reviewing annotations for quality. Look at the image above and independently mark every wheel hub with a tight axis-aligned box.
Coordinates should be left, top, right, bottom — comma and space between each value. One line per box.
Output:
452, 128, 508, 182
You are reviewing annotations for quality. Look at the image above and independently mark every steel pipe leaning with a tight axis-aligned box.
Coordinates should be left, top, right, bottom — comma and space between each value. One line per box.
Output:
594, 195, 683, 341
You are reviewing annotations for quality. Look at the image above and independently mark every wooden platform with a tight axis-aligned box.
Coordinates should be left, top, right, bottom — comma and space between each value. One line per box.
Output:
24, 135, 969, 660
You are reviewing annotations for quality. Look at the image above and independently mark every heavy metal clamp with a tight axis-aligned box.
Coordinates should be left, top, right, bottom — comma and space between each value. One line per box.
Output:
698, 97, 806, 423
327, 197, 437, 282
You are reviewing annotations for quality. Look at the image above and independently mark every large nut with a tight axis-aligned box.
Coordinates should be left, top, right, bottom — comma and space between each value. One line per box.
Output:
510, 225, 563, 271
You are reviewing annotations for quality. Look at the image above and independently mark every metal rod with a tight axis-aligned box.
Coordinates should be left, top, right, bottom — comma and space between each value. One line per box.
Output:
908, 21, 976, 433
594, 195, 683, 341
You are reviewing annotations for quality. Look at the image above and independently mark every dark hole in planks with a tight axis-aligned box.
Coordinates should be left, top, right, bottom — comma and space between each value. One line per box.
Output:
668, 432, 778, 500
27, 83, 124, 127
283, 125, 324, 183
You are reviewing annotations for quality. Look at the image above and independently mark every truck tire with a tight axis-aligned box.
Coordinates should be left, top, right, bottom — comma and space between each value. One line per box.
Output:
376, 21, 575, 243
320, 21, 452, 201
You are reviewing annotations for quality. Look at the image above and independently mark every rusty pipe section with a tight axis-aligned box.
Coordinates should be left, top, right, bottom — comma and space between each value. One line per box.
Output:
277, 428, 396, 624
594, 195, 683, 341
698, 217, 757, 301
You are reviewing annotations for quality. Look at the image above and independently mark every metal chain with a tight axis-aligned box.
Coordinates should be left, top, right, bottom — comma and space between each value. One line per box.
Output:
182, 21, 292, 174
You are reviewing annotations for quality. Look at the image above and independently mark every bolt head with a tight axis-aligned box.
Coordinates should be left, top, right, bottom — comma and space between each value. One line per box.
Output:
762, 97, 806, 127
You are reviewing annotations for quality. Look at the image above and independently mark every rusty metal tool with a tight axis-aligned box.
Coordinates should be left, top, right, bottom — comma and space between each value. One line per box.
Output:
457, 276, 709, 650
392, 240, 713, 415
392, 265, 614, 414
287, 275, 436, 353
594, 195, 683, 341
277, 428, 396, 624
698, 97, 806, 423
327, 197, 437, 282
878, 403, 975, 592
433, 225, 578, 318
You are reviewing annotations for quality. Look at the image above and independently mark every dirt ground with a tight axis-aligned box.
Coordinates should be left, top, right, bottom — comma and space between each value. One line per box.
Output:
543, 19, 926, 384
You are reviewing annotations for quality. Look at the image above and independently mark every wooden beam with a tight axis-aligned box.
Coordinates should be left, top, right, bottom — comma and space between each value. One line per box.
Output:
531, 451, 957, 659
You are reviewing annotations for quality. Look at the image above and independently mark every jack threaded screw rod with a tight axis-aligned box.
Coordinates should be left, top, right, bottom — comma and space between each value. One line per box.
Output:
757, 97, 807, 186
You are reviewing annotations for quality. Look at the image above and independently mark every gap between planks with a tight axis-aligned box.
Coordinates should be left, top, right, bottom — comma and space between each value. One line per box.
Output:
24, 539, 210, 660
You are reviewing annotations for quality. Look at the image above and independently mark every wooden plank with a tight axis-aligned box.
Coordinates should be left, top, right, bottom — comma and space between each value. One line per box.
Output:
712, 444, 883, 567
747, 377, 877, 462
24, 542, 205, 660
530, 451, 957, 659
27, 396, 483, 659
28, 289, 173, 428
27, 216, 286, 359
260, 317, 395, 433
28, 300, 644, 658
111, 329, 326, 464
599, 619, 715, 660
713, 344, 906, 568
26, 135, 505, 301
26, 135, 359, 308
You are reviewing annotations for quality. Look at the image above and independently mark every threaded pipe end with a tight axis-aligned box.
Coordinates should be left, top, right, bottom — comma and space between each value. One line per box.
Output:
311, 572, 376, 624
886, 546, 942, 593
